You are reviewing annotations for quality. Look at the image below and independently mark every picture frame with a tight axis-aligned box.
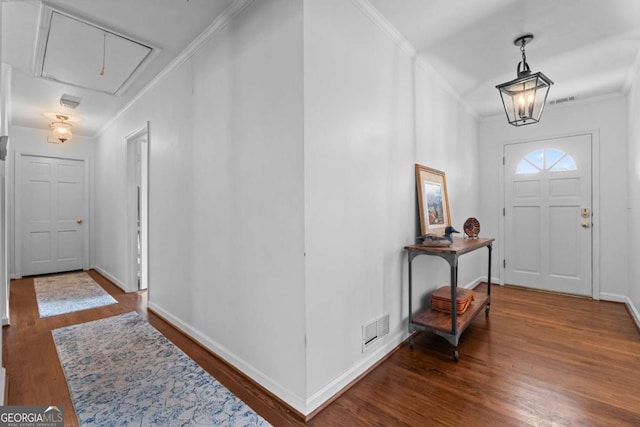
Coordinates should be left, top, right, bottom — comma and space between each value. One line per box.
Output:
415, 164, 451, 235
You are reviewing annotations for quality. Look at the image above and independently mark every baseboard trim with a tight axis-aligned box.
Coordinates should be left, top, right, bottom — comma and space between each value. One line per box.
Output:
304, 330, 408, 418
0, 368, 6, 405
147, 302, 307, 417
464, 276, 500, 290
625, 297, 640, 331
306, 277, 495, 417
148, 303, 416, 419
1, 317, 8, 326
92, 266, 128, 292
462, 276, 483, 289
285, 277, 496, 416
600, 292, 627, 303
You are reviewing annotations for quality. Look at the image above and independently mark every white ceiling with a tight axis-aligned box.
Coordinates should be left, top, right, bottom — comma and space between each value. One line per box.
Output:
2, 0, 235, 136
3, 0, 640, 137
369, 0, 640, 117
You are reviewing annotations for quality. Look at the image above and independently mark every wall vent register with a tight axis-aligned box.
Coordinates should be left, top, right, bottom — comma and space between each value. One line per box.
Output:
362, 314, 390, 352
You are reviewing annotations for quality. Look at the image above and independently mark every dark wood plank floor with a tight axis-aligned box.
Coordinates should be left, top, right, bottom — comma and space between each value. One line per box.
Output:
4, 272, 640, 426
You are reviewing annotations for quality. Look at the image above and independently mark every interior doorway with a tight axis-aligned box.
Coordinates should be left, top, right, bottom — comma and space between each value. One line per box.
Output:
127, 125, 148, 292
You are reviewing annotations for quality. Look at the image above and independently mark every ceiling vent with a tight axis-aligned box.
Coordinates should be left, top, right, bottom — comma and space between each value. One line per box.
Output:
60, 94, 81, 109
33, 6, 157, 96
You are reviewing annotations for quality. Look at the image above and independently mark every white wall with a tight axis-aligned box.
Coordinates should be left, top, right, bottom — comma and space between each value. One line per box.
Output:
94, 0, 484, 415
303, 0, 480, 411
627, 70, 640, 325
414, 65, 483, 289
93, 121, 128, 289
94, 0, 308, 412
479, 96, 628, 301
8, 125, 95, 278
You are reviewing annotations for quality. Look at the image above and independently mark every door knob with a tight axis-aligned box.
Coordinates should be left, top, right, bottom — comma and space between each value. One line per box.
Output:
581, 221, 589, 228
77, 219, 83, 224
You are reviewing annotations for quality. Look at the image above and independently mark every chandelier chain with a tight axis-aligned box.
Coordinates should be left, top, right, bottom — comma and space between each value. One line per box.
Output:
100, 33, 106, 76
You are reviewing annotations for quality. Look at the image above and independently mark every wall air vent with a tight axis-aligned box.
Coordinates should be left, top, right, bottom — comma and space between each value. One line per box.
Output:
60, 94, 81, 109
549, 96, 575, 105
362, 314, 390, 352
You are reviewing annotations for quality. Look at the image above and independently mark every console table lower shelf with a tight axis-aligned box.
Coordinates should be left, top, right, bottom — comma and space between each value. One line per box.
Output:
410, 291, 489, 362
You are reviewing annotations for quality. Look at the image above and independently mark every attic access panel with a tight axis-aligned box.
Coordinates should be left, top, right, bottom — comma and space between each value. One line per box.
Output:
37, 10, 153, 95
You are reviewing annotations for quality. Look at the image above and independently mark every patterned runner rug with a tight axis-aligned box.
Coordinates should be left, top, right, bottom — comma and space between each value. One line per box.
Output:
34, 272, 118, 318
52, 311, 270, 426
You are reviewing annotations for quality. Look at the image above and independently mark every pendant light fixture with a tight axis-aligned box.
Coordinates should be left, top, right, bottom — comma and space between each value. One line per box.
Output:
50, 115, 72, 143
496, 33, 553, 126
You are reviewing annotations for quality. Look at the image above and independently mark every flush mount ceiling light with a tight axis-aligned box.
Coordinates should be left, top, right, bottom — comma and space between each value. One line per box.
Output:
496, 34, 553, 126
50, 115, 72, 143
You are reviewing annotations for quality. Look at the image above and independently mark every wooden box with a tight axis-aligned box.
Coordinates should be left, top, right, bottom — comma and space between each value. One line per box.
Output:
431, 286, 474, 314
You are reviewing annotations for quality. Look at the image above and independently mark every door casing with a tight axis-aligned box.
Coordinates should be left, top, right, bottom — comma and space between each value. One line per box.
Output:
126, 124, 149, 293
498, 130, 600, 299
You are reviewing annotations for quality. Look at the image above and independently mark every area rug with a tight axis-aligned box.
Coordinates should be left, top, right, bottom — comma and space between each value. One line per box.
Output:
52, 311, 270, 426
34, 272, 118, 318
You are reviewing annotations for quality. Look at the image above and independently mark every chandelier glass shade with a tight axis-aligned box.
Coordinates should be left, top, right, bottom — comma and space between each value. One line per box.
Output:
50, 115, 72, 143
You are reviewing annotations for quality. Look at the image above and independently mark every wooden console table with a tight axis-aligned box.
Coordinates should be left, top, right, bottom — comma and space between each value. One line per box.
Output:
405, 237, 494, 361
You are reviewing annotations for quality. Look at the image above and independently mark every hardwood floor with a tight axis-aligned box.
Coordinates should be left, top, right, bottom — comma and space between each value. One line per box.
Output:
3, 271, 299, 426
4, 272, 640, 426
310, 284, 640, 426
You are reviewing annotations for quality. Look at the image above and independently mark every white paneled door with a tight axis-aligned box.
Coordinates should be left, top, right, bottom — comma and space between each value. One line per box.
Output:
504, 134, 592, 296
19, 155, 86, 276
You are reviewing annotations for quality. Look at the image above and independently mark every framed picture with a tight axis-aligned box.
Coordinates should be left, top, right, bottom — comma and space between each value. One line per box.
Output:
415, 164, 451, 235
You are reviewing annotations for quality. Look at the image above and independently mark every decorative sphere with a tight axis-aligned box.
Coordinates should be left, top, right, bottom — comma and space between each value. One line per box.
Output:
463, 217, 480, 238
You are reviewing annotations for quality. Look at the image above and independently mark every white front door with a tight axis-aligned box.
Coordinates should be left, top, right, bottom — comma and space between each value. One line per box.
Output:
19, 155, 86, 276
504, 134, 592, 296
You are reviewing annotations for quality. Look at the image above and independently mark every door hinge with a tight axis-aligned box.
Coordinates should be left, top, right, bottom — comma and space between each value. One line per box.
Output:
503, 156, 505, 165
503, 207, 505, 216
503, 259, 506, 268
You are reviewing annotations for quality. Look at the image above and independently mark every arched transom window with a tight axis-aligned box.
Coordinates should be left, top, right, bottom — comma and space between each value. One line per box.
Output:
515, 148, 577, 174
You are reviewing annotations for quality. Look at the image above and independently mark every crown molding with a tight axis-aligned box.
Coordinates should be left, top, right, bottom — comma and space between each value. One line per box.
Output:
350, 0, 416, 57
414, 56, 479, 120
350, 0, 479, 120
95, 0, 255, 138
622, 46, 640, 95
96, 0, 479, 138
